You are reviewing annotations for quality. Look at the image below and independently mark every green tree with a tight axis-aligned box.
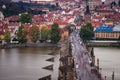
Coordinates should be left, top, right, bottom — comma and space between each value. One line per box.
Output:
41, 26, 49, 41
0, 0, 11, 7
79, 23, 94, 41
19, 13, 32, 23
29, 25, 39, 43
51, 23, 61, 44
17, 25, 27, 43
80, 27, 94, 41
86, 22, 93, 31
4, 30, 11, 43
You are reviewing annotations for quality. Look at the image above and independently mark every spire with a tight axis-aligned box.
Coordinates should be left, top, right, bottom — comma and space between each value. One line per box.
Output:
85, 0, 90, 14
85, 5, 90, 14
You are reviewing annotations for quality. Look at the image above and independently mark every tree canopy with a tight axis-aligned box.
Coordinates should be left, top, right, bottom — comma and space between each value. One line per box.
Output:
0, 0, 11, 6
0, 1, 25, 17
4, 30, 11, 43
50, 23, 61, 44
79, 23, 94, 41
17, 25, 27, 43
41, 26, 50, 41
80, 27, 94, 41
0, 1, 61, 17
19, 13, 32, 23
86, 22, 94, 31
29, 25, 39, 43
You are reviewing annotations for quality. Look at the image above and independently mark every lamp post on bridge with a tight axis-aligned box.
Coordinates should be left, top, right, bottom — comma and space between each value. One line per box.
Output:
112, 71, 114, 80
105, 76, 107, 80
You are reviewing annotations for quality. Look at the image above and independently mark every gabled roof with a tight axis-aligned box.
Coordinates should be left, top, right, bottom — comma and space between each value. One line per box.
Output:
93, 9, 113, 13
105, 14, 120, 21
91, 21, 103, 28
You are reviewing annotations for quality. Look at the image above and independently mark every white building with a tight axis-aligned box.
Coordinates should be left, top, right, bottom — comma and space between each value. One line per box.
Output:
21, 0, 30, 3
0, 11, 4, 20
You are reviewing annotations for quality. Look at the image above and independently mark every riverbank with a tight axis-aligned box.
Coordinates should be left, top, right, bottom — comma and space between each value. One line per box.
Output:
0, 42, 59, 49
87, 42, 120, 48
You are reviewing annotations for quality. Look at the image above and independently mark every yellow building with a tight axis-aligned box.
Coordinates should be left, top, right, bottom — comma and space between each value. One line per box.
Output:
94, 32, 120, 39
0, 34, 4, 40
94, 24, 120, 39
60, 28, 69, 41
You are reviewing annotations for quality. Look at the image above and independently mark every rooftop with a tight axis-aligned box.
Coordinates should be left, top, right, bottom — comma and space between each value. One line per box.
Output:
94, 25, 113, 32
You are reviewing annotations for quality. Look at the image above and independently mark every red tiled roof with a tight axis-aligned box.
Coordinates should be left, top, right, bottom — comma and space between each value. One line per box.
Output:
8, 22, 19, 26
0, 28, 4, 34
92, 15, 104, 19
91, 21, 103, 28
54, 20, 68, 25
105, 14, 120, 21
5, 16, 19, 21
93, 9, 113, 13
32, 15, 45, 23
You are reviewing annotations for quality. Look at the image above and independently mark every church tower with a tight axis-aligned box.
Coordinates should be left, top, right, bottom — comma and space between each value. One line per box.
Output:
84, 0, 91, 22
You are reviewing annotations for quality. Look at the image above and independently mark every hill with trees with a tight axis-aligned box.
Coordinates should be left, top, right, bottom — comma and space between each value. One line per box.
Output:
0, 0, 60, 17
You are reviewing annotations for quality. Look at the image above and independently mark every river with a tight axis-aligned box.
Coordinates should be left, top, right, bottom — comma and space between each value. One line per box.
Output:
94, 47, 120, 80
1, 47, 120, 80
0, 47, 60, 80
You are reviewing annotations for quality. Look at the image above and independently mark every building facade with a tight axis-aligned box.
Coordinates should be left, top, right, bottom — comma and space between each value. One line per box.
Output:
94, 32, 120, 39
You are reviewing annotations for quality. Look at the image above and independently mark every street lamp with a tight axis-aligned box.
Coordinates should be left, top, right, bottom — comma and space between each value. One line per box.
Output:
105, 76, 107, 80
112, 71, 115, 80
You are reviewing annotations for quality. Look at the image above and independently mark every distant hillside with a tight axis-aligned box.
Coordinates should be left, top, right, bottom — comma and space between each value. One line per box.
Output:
0, 0, 25, 17
0, 0, 60, 17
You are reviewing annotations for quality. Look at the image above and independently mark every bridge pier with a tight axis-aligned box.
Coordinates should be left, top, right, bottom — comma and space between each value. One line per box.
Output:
58, 39, 76, 80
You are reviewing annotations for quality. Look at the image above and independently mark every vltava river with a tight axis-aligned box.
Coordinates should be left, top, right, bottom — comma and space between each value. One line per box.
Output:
94, 47, 120, 80
0, 47, 59, 80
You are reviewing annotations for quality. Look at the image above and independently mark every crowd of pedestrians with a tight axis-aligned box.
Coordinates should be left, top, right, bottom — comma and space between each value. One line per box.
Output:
70, 29, 101, 80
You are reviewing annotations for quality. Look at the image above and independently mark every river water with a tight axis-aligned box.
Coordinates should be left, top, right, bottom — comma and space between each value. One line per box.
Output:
94, 47, 120, 80
0, 47, 60, 80
1, 47, 120, 80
